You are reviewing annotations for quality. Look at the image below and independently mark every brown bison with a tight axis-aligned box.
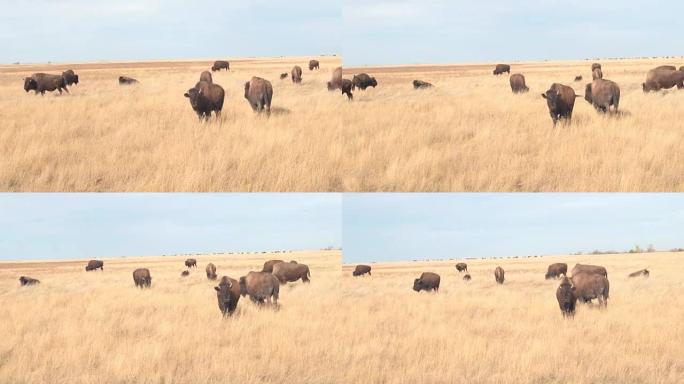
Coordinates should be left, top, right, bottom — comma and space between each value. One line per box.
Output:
24, 73, 69, 95
239, 272, 280, 305
642, 67, 684, 92
455, 263, 468, 272
413, 272, 440, 292
272, 262, 310, 284
199, 71, 213, 83
463, 274, 472, 281
541, 83, 578, 127
181, 270, 190, 277
574, 75, 583, 82
341, 79, 354, 100
185, 259, 197, 268
495, 266, 505, 284
585, 79, 620, 113
413, 80, 433, 89
262, 259, 284, 273
19, 276, 40, 286
279, 73, 288, 80
309, 60, 320, 70
327, 67, 343, 90
62, 70, 79, 86
571, 264, 607, 277
509, 74, 529, 93
571, 272, 609, 307
211, 60, 229, 72
556, 276, 577, 318
132, 268, 152, 288
493, 64, 510, 75
85, 260, 104, 271
206, 263, 217, 280
592, 68, 603, 80
291, 65, 303, 83
352, 73, 377, 90
628, 269, 649, 278
353, 265, 371, 276
244, 77, 273, 115
119, 76, 138, 85
215, 276, 241, 316
184, 81, 225, 121
545, 263, 567, 279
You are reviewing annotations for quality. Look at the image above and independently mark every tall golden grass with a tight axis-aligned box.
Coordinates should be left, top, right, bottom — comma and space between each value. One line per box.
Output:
0, 250, 341, 384
340, 252, 684, 383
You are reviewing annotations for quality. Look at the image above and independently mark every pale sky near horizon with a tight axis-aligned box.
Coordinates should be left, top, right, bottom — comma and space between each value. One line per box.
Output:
343, 194, 684, 263
0, 194, 341, 261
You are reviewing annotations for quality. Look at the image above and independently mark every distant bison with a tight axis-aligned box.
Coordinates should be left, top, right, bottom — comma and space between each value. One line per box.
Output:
62, 69, 79, 86
19, 276, 40, 286
413, 80, 433, 89
353, 265, 371, 276
642, 67, 684, 92
493, 64, 510, 75
509, 74, 529, 93
628, 269, 650, 278
494, 266, 505, 284
556, 276, 577, 318
280, 73, 288, 80
455, 263, 468, 272
352, 73, 377, 90
309, 60, 320, 70
200, 71, 213, 83
545, 263, 567, 279
413, 272, 440, 292
244, 76, 273, 115
341, 79, 354, 100
463, 274, 471, 281
215, 276, 241, 316
239, 271, 280, 305
181, 270, 190, 277
206, 263, 217, 280
585, 79, 620, 113
185, 259, 197, 268
132, 268, 152, 288
272, 262, 310, 284
541, 83, 578, 127
571, 272, 609, 307
571, 264, 607, 277
24, 73, 68, 95
85, 260, 104, 271
291, 65, 303, 83
262, 259, 284, 273
211, 60, 229, 72
327, 67, 343, 91
184, 81, 225, 121
119, 76, 138, 85
574, 75, 583, 82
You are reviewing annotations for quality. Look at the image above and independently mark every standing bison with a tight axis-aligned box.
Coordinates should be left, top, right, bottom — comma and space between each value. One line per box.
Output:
211, 61, 229, 71
545, 263, 567, 279
571, 264, 607, 277
119, 76, 138, 85
541, 83, 578, 127
585, 79, 620, 113
413, 80, 433, 89
244, 77, 273, 115
206, 263, 217, 280
272, 262, 310, 284
215, 276, 241, 316
455, 263, 468, 272
184, 81, 225, 121
341, 79, 354, 100
309, 60, 320, 70
132, 268, 152, 288
24, 73, 69, 95
19, 276, 40, 286
62, 70, 79, 86
327, 67, 343, 90
556, 276, 577, 318
185, 259, 197, 268
352, 73, 377, 90
85, 260, 104, 271
413, 272, 440, 292
181, 270, 190, 277
494, 266, 505, 284
509, 74, 529, 93
291, 65, 303, 84
571, 272, 609, 307
463, 274, 472, 281
239, 272, 280, 305
262, 259, 284, 273
199, 71, 213, 83
574, 75, 583, 82
353, 265, 371, 276
628, 269, 649, 278
279, 73, 288, 80
642, 66, 684, 92
493, 64, 511, 75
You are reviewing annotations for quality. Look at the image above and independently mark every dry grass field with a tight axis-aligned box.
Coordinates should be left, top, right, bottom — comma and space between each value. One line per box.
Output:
0, 56, 344, 191
0, 250, 341, 384
340, 252, 684, 384
342, 59, 684, 191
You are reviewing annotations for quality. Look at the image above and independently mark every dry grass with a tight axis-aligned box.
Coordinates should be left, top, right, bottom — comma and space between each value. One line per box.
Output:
0, 56, 344, 191
340, 252, 684, 384
341, 59, 684, 191
0, 250, 341, 384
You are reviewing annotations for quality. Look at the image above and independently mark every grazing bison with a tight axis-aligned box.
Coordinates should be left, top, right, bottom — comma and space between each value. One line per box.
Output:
509, 74, 529, 93
262, 259, 284, 273
556, 276, 577, 318
341, 79, 354, 100
495, 266, 505, 284
211, 60, 229, 72
181, 270, 190, 277
571, 264, 607, 277
571, 272, 609, 307
353, 265, 371, 276
291, 65, 303, 83
85, 260, 104, 271
200, 71, 213, 83
574, 75, 583, 82
272, 262, 310, 284
279, 73, 288, 80
215, 276, 241, 316
62, 69, 79, 86
244, 77, 273, 115
493, 64, 511, 75
327, 67, 343, 90
24, 73, 69, 95
206, 263, 217, 280
413, 80, 433, 89
455, 263, 468, 272
642, 67, 684, 92
463, 274, 472, 281
545, 263, 567, 279
541, 83, 578, 127
19, 276, 40, 286
119, 76, 138, 85
592, 68, 603, 80
585, 79, 620, 113
413, 272, 440, 292
132, 268, 152, 288
184, 81, 225, 121
352, 73, 377, 90
185, 259, 197, 268
628, 269, 650, 278
239, 272, 280, 305
309, 60, 320, 70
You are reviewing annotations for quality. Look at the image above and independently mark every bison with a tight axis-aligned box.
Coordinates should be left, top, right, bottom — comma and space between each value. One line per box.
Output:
24, 73, 69, 95
132, 268, 152, 288
262, 259, 284, 273
19, 276, 40, 286
352, 73, 377, 90
62, 69, 79, 86
574, 75, 583, 82
509, 74, 529, 93
642, 67, 684, 92
206, 263, 217, 280
309, 60, 320, 71
541, 83, 578, 127
545, 263, 567, 279
463, 274, 472, 281
85, 260, 104, 271
211, 60, 229, 72
592, 68, 603, 80
493, 64, 510, 75
556, 276, 577, 318
413, 80, 433, 89
244, 77, 273, 115
413, 272, 440, 292
185, 259, 197, 268
291, 65, 303, 84
119, 76, 138, 85
215, 276, 241, 316
353, 265, 371, 276
628, 269, 649, 278
327, 67, 343, 90
495, 266, 505, 284
571, 272, 609, 307
455, 263, 468, 273
341, 79, 354, 100
181, 270, 190, 277
184, 81, 225, 121
200, 71, 213, 83
279, 73, 288, 80
239, 272, 280, 305
585, 79, 620, 113
571, 264, 607, 277
272, 262, 310, 284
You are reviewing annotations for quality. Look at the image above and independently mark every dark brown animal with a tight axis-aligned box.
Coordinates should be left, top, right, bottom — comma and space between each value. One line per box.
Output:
352, 73, 377, 90
119, 76, 138, 85
545, 263, 567, 279
413, 80, 433, 89
19, 276, 40, 286
642, 67, 684, 92
341, 78, 353, 100
24, 73, 68, 95
680, 66, 684, 72
262, 259, 284, 273
327, 67, 343, 90
200, 71, 213, 83
132, 268, 152, 288
571, 264, 607, 277
493, 64, 510, 75
181, 270, 190, 277
211, 60, 229, 72
280, 73, 288, 80
62, 69, 79, 86
215, 276, 241, 316
85, 260, 104, 271
653, 65, 677, 71
574, 75, 583, 82
495, 266, 505, 284
556, 276, 577, 317
239, 271, 280, 305
185, 259, 197, 268
272, 262, 310, 284
309, 60, 320, 70
206, 263, 217, 280
628, 269, 650, 278
413, 272, 440, 292
353, 265, 371, 276
585, 79, 620, 113
592, 68, 603, 80
463, 274, 471, 281
291, 65, 303, 83
591, 63, 602, 72
509, 74, 529, 93
571, 272, 609, 307
541, 83, 578, 127
244, 77, 273, 115
455, 263, 468, 272
184, 81, 225, 121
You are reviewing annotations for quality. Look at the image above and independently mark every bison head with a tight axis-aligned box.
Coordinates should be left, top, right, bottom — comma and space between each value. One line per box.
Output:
73, 75, 79, 85
642, 82, 653, 93
584, 84, 593, 104
541, 89, 560, 109
184, 87, 204, 109
214, 282, 234, 313
243, 82, 250, 99
370, 78, 378, 87
413, 278, 424, 292
24, 78, 37, 92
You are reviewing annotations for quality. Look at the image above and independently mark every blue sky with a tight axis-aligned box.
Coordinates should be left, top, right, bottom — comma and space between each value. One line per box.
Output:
0, 0, 340, 63
0, 194, 341, 261
343, 194, 684, 263
343, 0, 684, 66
